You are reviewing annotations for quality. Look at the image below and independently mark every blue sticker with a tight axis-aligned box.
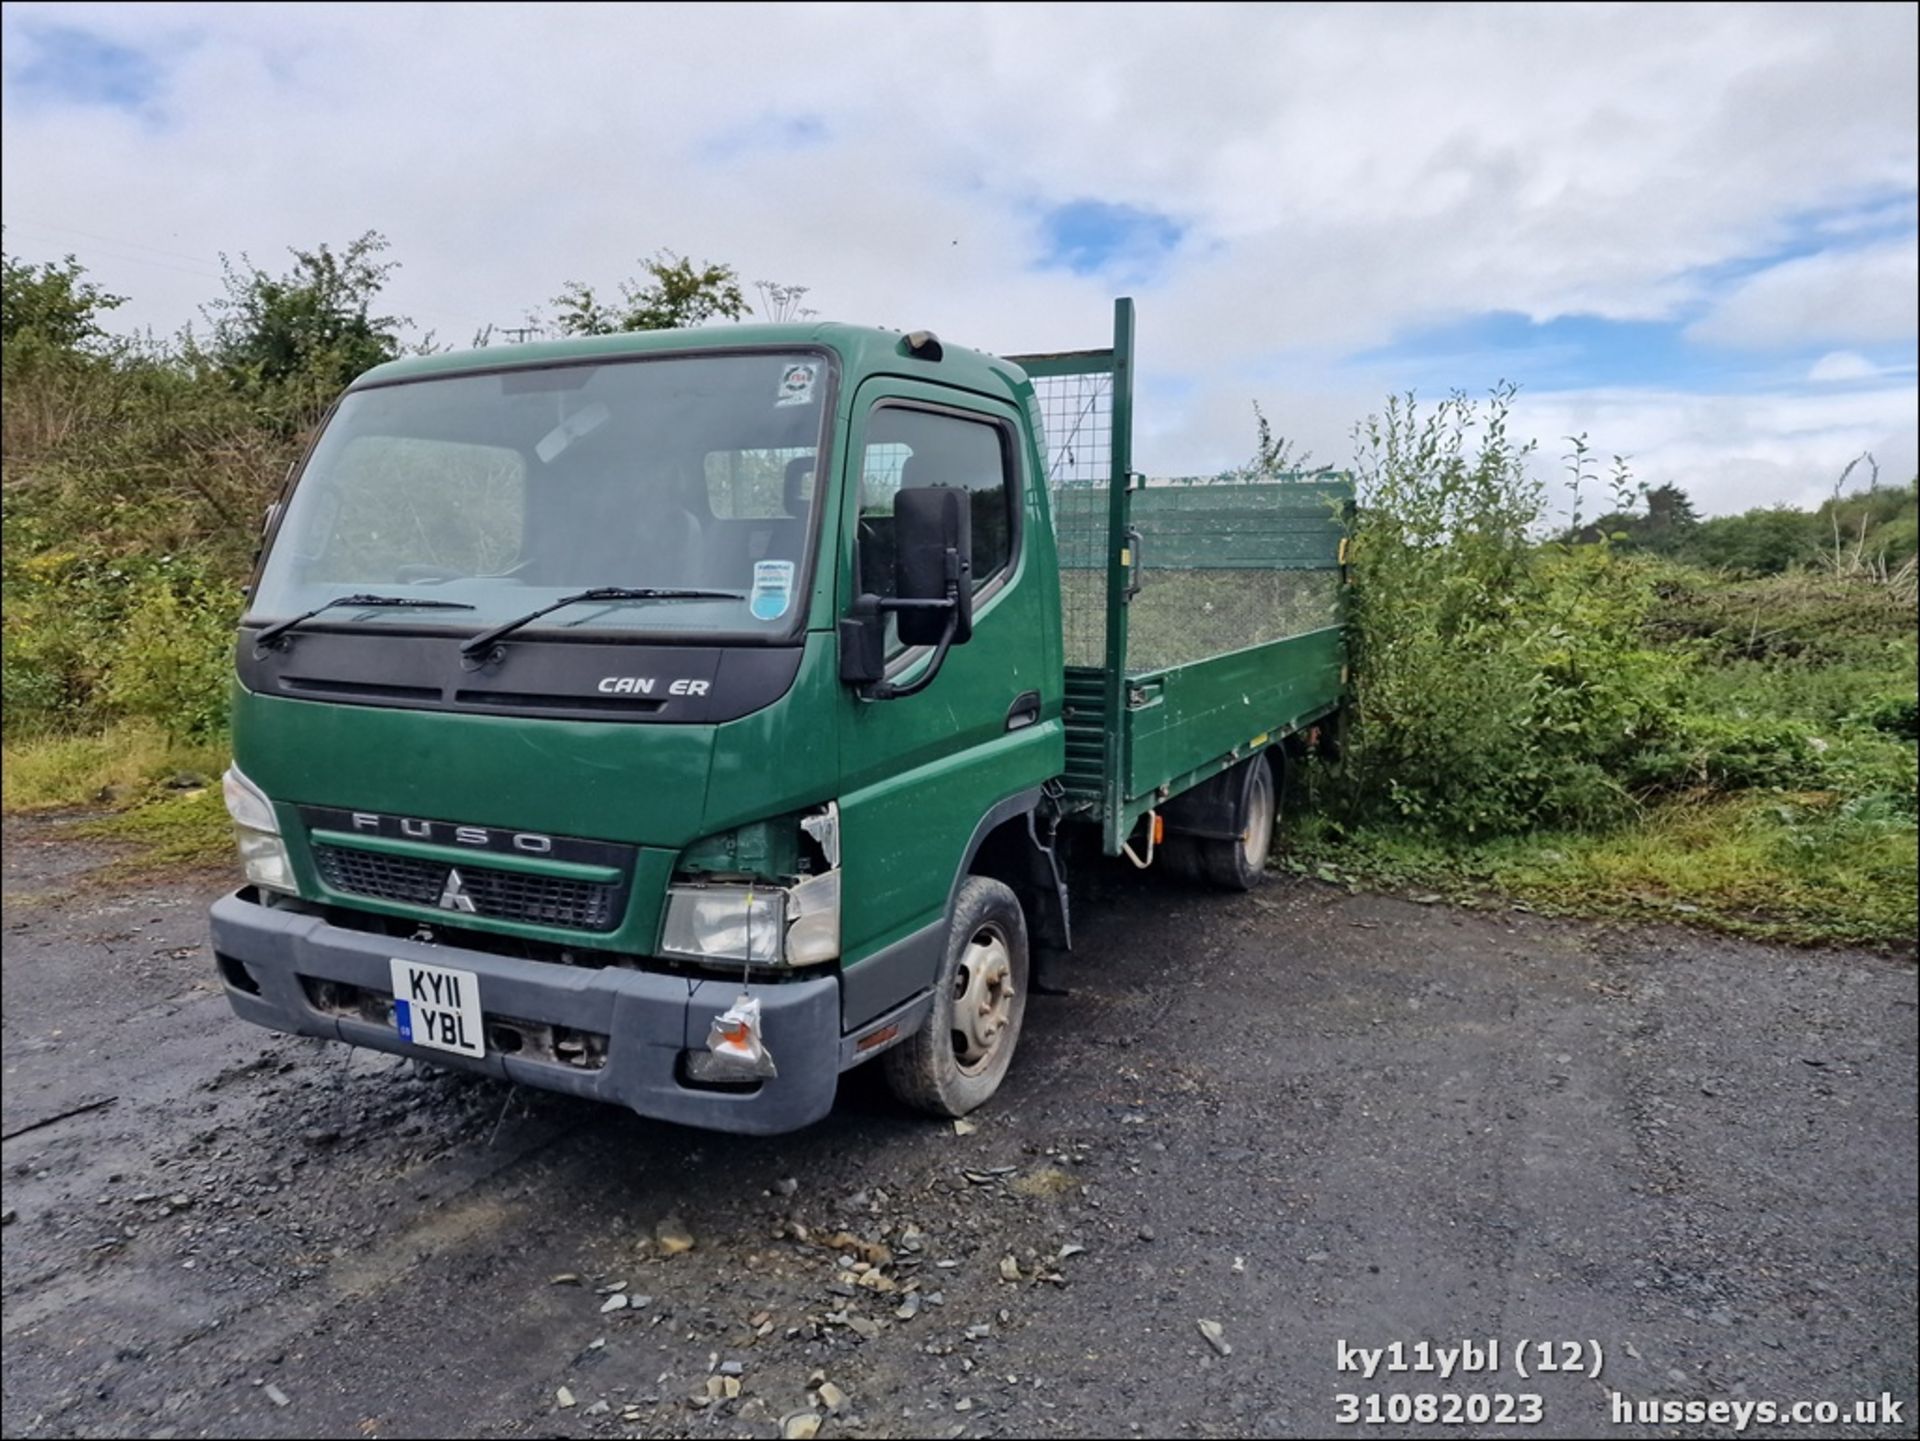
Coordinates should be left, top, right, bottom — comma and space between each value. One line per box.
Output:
750, 559, 795, 621
394, 998, 414, 1042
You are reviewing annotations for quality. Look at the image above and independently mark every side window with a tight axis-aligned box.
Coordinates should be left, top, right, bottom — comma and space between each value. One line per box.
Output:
857, 407, 1016, 649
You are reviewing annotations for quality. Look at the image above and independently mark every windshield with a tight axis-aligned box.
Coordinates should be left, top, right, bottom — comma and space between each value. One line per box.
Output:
250, 352, 831, 639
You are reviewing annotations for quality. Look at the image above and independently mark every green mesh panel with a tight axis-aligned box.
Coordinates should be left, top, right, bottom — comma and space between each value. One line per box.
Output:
1122, 478, 1349, 672
1025, 369, 1115, 668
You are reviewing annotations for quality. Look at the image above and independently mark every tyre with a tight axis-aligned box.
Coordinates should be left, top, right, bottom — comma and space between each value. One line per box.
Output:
1197, 752, 1280, 891
1159, 834, 1203, 882
884, 876, 1029, 1118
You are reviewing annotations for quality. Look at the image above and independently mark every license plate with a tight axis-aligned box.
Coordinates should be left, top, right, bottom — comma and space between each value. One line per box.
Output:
390, 958, 484, 1058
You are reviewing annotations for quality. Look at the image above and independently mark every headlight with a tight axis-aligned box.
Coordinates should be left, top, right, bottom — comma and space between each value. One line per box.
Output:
222, 766, 278, 833
222, 765, 296, 894
662, 885, 786, 965
235, 825, 297, 893
783, 870, 841, 965
661, 870, 841, 970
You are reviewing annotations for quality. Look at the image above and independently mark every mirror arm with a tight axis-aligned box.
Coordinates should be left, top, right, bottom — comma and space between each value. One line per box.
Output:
861, 587, 962, 701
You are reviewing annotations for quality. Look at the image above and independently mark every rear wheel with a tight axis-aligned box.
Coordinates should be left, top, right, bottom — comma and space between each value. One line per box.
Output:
885, 876, 1029, 1118
1197, 752, 1280, 891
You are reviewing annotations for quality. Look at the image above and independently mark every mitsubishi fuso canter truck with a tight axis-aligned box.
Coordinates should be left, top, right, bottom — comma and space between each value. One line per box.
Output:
209, 299, 1350, 1133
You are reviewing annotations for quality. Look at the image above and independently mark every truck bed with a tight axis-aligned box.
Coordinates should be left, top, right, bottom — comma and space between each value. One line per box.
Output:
1013, 303, 1351, 854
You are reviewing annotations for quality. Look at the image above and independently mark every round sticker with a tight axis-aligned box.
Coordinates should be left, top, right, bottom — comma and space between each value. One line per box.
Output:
776, 363, 818, 408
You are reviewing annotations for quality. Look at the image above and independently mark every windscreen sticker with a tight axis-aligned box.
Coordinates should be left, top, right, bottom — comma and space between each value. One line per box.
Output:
750, 559, 796, 621
775, 362, 818, 408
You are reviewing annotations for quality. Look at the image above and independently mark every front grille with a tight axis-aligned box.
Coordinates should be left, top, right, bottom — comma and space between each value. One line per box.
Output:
312, 844, 622, 932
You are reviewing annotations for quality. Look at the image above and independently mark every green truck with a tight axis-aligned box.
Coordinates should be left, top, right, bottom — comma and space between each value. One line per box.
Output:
209, 299, 1350, 1132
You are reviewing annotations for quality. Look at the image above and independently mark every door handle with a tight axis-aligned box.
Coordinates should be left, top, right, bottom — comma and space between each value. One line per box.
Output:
1005, 690, 1042, 732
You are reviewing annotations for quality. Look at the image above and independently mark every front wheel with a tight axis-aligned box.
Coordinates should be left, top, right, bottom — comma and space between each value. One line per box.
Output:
884, 876, 1029, 1118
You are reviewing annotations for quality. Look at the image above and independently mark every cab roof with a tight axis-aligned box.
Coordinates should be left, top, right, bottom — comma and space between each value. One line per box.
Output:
350, 321, 1030, 405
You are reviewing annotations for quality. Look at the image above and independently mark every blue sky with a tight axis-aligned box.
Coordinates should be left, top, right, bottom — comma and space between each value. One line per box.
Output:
1037, 201, 1186, 283
1341, 185, 1917, 482
2, 2, 1914, 513
1357, 303, 1915, 395
6, 19, 159, 110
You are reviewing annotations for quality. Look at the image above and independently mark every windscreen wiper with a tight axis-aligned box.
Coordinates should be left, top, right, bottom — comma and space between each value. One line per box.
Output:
459, 586, 746, 659
253, 593, 477, 651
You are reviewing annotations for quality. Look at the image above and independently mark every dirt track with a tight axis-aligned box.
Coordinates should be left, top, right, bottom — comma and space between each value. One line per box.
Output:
3, 812, 1915, 1438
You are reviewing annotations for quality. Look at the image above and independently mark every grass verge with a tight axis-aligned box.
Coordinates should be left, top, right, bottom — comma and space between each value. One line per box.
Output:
2, 723, 227, 813
73, 784, 234, 877
3, 723, 233, 879
1286, 792, 1918, 951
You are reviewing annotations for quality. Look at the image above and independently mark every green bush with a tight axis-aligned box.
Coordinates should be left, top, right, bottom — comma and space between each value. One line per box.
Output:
1, 515, 241, 739
1624, 712, 1829, 793
1339, 389, 1688, 835
1852, 694, 1918, 741
104, 568, 240, 739
1295, 401, 1916, 944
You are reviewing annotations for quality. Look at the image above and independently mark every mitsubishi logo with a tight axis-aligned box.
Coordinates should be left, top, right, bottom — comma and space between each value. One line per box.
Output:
438, 867, 477, 913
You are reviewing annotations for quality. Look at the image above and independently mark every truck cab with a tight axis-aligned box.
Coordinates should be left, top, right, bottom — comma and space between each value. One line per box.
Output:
210, 303, 1349, 1133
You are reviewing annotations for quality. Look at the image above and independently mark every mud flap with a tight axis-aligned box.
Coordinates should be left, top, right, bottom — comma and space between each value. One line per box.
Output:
1027, 811, 1073, 996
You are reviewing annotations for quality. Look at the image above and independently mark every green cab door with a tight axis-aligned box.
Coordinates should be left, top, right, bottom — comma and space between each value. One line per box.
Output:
833, 376, 1063, 1025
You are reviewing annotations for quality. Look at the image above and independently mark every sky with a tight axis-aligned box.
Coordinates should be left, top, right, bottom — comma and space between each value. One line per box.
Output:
2, 1, 1915, 517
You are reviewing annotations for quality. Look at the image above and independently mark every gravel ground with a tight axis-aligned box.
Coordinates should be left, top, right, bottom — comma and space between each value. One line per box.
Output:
2, 812, 1915, 1439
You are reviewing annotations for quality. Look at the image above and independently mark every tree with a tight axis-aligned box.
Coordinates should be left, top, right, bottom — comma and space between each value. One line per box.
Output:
1640, 483, 1700, 552
1, 242, 126, 360
201, 230, 409, 393
1579, 482, 1700, 553
550, 250, 750, 336
1565, 476, 1700, 555
1687, 507, 1817, 574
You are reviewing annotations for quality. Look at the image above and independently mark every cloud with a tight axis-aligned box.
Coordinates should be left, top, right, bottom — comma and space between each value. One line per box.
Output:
1, 1, 1914, 512
1807, 350, 1880, 383
1506, 383, 1918, 516
700, 112, 831, 163
1687, 241, 1919, 350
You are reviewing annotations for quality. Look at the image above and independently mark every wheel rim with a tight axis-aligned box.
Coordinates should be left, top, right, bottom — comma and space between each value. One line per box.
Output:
951, 923, 1016, 1075
1241, 766, 1275, 871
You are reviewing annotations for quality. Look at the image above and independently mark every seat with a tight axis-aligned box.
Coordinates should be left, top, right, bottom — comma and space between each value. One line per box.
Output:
632, 503, 705, 586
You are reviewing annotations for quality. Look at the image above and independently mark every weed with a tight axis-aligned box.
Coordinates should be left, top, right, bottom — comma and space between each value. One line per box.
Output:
78, 785, 234, 877
2, 724, 227, 813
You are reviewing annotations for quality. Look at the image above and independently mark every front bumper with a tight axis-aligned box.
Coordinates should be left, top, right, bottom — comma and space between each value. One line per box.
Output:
209, 889, 848, 1134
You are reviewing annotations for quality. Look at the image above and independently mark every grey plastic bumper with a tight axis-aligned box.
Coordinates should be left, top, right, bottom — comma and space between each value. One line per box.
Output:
208, 890, 843, 1135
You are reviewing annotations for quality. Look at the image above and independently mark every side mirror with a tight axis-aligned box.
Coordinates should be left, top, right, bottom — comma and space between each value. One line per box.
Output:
892, 486, 972, 645
783, 455, 815, 517
838, 487, 974, 700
